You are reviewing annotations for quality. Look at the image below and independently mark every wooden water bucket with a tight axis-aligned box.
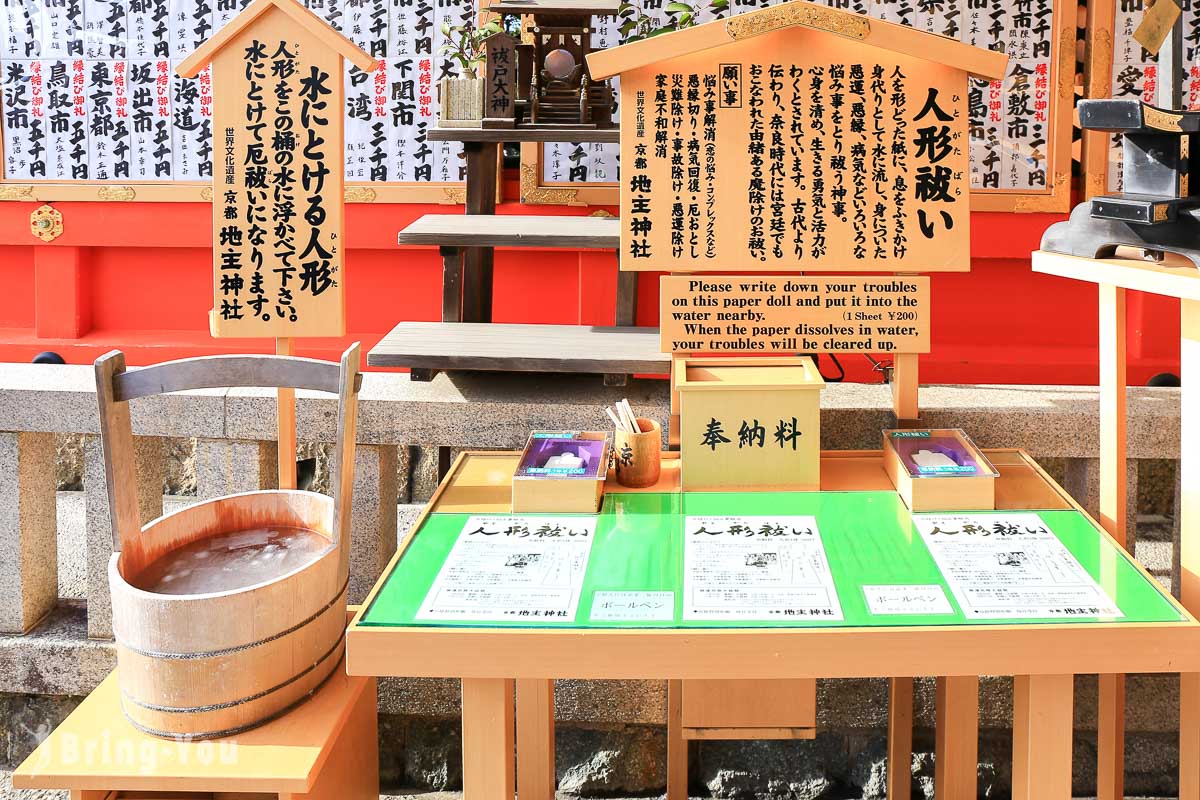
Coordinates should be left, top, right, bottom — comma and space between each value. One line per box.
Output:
95, 345, 362, 739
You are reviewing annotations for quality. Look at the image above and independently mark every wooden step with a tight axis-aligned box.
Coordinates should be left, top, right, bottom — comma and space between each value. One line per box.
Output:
397, 213, 619, 249
367, 322, 669, 375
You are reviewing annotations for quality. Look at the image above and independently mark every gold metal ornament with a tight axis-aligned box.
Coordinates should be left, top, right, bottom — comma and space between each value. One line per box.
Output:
726, 4, 869, 41
30, 205, 63, 242
344, 186, 378, 202
97, 185, 137, 201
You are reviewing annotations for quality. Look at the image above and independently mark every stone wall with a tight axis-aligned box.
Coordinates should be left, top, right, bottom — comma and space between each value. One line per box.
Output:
0, 365, 1188, 797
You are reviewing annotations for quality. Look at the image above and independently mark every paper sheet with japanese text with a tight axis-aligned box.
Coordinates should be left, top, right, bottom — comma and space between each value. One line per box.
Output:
683, 515, 843, 621
914, 513, 1122, 619
416, 515, 596, 622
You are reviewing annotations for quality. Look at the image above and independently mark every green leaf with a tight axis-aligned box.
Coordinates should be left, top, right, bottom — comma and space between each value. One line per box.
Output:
618, 18, 637, 35
665, 2, 693, 13
677, 11, 692, 25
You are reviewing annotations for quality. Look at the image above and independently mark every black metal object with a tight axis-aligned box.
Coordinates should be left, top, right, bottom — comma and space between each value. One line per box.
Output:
1041, 98, 1200, 266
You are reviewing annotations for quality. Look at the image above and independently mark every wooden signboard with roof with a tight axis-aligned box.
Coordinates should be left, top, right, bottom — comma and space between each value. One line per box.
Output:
178, 0, 376, 488
587, 3, 1005, 274
583, 7, 1006, 798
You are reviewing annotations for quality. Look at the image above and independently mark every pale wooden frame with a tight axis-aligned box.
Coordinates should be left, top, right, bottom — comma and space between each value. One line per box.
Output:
520, 0, 1076, 211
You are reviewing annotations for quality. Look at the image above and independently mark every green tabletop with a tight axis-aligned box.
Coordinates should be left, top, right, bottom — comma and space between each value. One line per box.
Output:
359, 491, 1183, 629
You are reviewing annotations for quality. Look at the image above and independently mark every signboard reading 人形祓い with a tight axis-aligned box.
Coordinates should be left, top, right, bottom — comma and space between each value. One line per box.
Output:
586, 3, 1008, 272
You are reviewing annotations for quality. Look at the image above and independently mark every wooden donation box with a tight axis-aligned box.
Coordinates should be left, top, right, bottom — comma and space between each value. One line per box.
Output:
676, 357, 824, 492
587, 0, 1006, 748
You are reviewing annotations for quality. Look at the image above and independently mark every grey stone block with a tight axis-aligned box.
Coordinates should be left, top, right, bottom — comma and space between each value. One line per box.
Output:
555, 725, 665, 795
350, 445, 400, 604
0, 605, 115, 698
697, 733, 845, 799
83, 435, 162, 640
193, 438, 277, 498
379, 677, 462, 718
403, 718, 462, 790
555, 680, 667, 725
1063, 457, 1139, 543
0, 432, 57, 634
0, 691, 81, 768
848, 736, 888, 799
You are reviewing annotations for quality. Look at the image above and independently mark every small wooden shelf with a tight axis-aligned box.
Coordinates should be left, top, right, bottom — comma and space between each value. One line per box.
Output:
13, 668, 378, 800
428, 126, 620, 143
397, 213, 618, 249
367, 321, 670, 375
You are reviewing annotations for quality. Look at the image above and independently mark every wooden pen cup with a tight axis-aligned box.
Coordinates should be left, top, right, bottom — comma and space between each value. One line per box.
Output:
613, 418, 662, 488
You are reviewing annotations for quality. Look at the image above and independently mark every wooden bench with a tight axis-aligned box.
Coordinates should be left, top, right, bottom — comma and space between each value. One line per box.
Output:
367, 321, 669, 384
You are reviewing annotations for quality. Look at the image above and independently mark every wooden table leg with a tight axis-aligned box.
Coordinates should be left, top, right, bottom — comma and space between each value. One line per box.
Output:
516, 679, 555, 800
667, 679, 687, 800
1012, 674, 1073, 800
461, 678, 515, 800
1097, 283, 1127, 800
1181, 299, 1200, 799
934, 676, 977, 800
462, 141, 498, 324
887, 677, 912, 800
1182, 672, 1200, 800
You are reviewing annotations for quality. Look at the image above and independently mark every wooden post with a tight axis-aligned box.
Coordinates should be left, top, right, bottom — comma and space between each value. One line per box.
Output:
1181, 298, 1200, 800
1097, 283, 1126, 800
441, 245, 465, 323
277, 337, 297, 490
666, 680, 687, 800
616, 268, 639, 327
463, 141, 499, 324
892, 352, 919, 422
934, 676, 978, 800
1182, 672, 1200, 800
1012, 674, 1074, 800
461, 678, 516, 800
887, 677, 913, 800
515, 679, 555, 800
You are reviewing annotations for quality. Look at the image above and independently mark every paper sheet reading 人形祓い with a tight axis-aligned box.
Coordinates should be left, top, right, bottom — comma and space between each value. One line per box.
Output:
683, 515, 843, 622
416, 515, 597, 622
914, 512, 1123, 619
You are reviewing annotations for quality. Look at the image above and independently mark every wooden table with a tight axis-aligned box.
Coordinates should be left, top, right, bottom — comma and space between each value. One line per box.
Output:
347, 449, 1200, 800
13, 666, 378, 800
1032, 249, 1200, 800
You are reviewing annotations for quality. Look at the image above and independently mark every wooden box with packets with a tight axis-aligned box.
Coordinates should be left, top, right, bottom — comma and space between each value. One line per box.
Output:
512, 431, 609, 513
882, 428, 998, 512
